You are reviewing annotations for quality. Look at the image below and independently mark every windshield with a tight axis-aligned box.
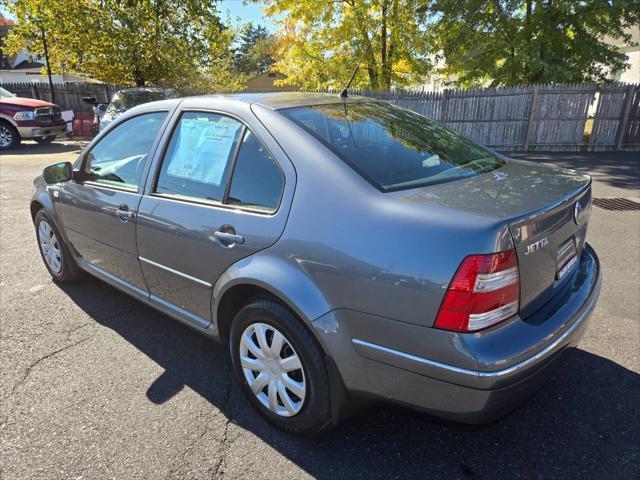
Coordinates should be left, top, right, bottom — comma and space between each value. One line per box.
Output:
0, 87, 16, 98
107, 89, 176, 113
280, 101, 505, 191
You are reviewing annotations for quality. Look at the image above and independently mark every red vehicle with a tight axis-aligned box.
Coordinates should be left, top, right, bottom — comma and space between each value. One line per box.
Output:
0, 86, 67, 150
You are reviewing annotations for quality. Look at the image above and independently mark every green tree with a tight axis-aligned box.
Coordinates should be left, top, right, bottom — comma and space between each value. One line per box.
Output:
234, 22, 275, 76
4, 0, 239, 91
260, 0, 432, 90
424, 0, 640, 87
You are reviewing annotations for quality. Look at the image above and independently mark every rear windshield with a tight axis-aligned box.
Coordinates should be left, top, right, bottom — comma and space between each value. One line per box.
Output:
280, 101, 504, 192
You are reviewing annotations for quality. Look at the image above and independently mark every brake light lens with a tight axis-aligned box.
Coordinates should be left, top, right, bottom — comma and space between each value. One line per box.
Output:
434, 250, 520, 332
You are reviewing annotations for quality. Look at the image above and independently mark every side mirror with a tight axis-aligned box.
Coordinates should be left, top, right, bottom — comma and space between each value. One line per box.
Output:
97, 103, 108, 113
82, 96, 97, 105
43, 162, 73, 184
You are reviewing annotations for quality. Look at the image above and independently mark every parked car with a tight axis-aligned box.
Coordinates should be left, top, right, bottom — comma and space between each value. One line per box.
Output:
98, 87, 177, 131
31, 93, 601, 435
0, 86, 67, 150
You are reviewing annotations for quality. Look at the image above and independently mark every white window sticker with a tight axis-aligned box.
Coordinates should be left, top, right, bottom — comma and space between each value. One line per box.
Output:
167, 117, 241, 185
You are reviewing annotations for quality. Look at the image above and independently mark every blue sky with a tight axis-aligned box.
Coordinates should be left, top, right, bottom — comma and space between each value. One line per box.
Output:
219, 1, 279, 32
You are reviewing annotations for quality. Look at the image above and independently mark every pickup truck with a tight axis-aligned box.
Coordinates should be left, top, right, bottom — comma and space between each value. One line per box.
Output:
0, 86, 67, 150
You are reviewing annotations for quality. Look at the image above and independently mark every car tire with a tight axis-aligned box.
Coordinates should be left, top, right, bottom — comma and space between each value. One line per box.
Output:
35, 135, 57, 144
230, 298, 333, 435
0, 121, 20, 150
34, 210, 82, 283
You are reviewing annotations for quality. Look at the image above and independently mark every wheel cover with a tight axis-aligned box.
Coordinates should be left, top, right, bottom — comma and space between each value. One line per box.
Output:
0, 126, 12, 147
239, 322, 307, 417
38, 220, 63, 274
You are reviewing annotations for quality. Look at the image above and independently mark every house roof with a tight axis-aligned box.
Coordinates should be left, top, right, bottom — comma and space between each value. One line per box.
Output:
12, 60, 45, 70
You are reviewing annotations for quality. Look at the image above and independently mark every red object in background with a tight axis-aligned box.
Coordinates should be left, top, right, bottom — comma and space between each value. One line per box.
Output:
72, 115, 95, 137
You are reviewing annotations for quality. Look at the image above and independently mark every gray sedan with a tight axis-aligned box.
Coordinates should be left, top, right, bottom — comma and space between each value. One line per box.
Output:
31, 93, 601, 435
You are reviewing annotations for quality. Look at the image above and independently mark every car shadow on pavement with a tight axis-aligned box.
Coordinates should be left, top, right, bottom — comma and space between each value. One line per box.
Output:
56, 277, 640, 479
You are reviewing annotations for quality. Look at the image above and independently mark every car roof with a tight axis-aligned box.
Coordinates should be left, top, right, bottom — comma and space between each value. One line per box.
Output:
198, 92, 373, 110
117, 87, 176, 94
130, 92, 375, 115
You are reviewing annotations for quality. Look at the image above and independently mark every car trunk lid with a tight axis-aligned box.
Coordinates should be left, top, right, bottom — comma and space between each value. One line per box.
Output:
391, 159, 592, 317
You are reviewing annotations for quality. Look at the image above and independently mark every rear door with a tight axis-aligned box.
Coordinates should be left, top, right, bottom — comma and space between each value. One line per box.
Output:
58, 111, 169, 297
136, 100, 295, 328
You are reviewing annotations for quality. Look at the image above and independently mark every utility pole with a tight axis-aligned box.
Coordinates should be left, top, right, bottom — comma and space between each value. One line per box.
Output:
39, 26, 55, 104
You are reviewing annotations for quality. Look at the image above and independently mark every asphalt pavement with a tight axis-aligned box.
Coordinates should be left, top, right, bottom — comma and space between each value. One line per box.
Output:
1, 141, 638, 479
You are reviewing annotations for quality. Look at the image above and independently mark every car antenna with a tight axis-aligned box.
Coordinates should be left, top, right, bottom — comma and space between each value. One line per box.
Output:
339, 63, 361, 99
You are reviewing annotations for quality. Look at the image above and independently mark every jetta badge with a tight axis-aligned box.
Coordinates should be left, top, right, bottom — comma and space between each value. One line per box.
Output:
574, 200, 585, 224
524, 237, 549, 255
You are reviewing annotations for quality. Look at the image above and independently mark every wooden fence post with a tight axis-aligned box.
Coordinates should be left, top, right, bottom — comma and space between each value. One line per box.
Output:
523, 86, 539, 151
615, 84, 635, 151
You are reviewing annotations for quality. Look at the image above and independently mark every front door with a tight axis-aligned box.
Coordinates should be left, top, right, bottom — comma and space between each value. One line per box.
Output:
136, 109, 291, 327
58, 111, 169, 297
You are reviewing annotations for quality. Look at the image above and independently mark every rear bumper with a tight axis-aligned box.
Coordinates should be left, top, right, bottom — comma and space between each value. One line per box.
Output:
17, 122, 67, 139
313, 244, 601, 423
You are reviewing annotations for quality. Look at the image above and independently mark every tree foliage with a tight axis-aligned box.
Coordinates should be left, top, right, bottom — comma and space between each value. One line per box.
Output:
261, 0, 431, 90
424, 0, 640, 87
234, 22, 275, 76
3, 0, 240, 91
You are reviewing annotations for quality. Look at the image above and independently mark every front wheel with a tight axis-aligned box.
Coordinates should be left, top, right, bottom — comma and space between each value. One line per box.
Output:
0, 122, 20, 150
35, 135, 57, 144
34, 210, 81, 282
230, 298, 333, 435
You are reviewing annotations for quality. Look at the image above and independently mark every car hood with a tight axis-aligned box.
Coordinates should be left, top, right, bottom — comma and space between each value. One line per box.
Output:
0, 97, 56, 108
389, 159, 590, 220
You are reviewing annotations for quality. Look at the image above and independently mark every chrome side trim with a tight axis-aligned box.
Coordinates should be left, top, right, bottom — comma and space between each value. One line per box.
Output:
352, 290, 597, 379
139, 256, 212, 288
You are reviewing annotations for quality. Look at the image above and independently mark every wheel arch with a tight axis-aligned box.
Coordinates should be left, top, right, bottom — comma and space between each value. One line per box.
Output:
212, 254, 332, 344
0, 114, 19, 129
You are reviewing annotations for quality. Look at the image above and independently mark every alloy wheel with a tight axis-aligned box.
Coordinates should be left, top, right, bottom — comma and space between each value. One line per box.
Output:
239, 322, 306, 417
0, 125, 13, 148
38, 220, 63, 274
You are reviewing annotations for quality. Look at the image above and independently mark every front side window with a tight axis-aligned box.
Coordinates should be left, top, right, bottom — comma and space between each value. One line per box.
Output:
155, 112, 244, 204
281, 102, 505, 192
84, 111, 167, 189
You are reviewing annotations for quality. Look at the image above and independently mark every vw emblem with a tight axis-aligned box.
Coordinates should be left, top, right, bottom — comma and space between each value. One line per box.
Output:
574, 200, 584, 224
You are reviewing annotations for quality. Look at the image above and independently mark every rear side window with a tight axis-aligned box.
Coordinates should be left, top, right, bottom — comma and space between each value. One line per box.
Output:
228, 130, 283, 212
84, 111, 166, 189
280, 102, 504, 192
156, 112, 244, 203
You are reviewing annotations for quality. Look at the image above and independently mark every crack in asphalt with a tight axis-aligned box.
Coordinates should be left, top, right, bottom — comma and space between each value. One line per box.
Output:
211, 361, 235, 479
9, 333, 95, 396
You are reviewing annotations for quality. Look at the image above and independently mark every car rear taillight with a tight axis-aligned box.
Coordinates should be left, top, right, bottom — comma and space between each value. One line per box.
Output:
434, 250, 520, 332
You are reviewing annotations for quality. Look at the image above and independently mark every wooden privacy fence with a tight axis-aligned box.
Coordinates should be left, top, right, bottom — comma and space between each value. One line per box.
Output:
1, 82, 123, 115
2, 81, 639, 151
350, 84, 640, 152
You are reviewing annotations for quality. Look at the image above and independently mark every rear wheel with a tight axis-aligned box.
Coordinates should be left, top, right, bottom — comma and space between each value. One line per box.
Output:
35, 135, 57, 144
0, 122, 20, 150
34, 210, 81, 282
230, 298, 333, 435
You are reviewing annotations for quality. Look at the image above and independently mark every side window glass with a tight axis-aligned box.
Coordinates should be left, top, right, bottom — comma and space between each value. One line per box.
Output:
228, 130, 283, 212
84, 112, 166, 189
156, 112, 243, 203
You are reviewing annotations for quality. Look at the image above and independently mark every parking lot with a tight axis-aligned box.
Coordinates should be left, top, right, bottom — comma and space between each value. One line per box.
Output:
1, 141, 639, 479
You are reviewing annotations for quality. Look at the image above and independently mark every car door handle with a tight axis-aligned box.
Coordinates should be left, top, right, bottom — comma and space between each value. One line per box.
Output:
116, 204, 135, 222
213, 231, 244, 245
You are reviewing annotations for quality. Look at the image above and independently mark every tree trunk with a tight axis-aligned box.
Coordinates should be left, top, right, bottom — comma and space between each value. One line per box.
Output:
380, 0, 389, 89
